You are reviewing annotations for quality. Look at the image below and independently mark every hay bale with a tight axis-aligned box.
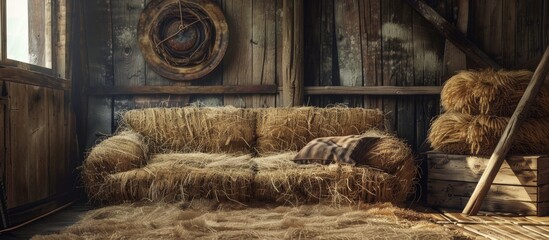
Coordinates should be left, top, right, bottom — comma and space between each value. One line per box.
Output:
360, 130, 417, 202
89, 153, 255, 204
441, 69, 549, 117
255, 107, 385, 154
429, 112, 549, 155
253, 164, 399, 205
122, 107, 256, 154
82, 131, 148, 198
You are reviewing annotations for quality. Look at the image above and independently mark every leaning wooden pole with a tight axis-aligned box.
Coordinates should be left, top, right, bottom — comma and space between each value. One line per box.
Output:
463, 46, 549, 215
281, 0, 304, 107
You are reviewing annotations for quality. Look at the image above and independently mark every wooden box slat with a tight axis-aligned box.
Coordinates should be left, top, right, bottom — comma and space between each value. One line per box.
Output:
427, 152, 549, 216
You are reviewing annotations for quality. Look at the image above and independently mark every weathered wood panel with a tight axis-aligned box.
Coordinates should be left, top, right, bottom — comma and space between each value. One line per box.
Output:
48, 89, 67, 195
428, 180, 549, 215
515, 0, 544, 66
222, 0, 253, 107
84, 0, 114, 147
252, 0, 277, 108
7, 83, 49, 208
359, 0, 382, 109
427, 153, 549, 186
335, 0, 363, 107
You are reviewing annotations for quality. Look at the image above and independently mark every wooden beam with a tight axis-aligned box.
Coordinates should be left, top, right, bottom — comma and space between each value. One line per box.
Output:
88, 85, 278, 96
304, 86, 442, 95
281, 0, 304, 106
0, 67, 70, 90
405, 0, 501, 69
463, 45, 549, 216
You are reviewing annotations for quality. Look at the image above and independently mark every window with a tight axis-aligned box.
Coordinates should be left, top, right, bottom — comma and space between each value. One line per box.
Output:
1, 0, 66, 78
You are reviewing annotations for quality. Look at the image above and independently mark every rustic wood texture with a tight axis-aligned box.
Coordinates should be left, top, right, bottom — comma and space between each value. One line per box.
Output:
281, 0, 304, 107
434, 212, 549, 239
89, 85, 278, 96
335, 0, 363, 107
463, 46, 549, 215
222, 0, 253, 107
81, 0, 549, 155
252, 0, 277, 108
5, 83, 68, 209
304, 86, 442, 95
405, 0, 501, 69
0, 67, 70, 90
83, 0, 114, 148
427, 153, 549, 216
427, 153, 549, 186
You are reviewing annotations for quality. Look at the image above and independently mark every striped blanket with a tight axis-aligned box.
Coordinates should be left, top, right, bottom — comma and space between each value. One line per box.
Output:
293, 135, 379, 165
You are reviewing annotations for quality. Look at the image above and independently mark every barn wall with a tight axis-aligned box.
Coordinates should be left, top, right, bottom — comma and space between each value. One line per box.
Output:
83, 0, 549, 151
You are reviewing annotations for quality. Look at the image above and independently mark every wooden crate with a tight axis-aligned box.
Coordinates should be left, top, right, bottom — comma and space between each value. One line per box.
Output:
426, 152, 549, 216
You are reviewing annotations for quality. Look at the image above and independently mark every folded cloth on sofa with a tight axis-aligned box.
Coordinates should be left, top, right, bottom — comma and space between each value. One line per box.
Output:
293, 135, 379, 165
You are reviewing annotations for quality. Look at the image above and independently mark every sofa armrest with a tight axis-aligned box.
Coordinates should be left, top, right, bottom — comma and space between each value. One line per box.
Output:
82, 131, 149, 193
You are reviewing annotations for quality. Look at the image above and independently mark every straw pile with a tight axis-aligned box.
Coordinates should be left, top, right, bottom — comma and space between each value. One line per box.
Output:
255, 107, 385, 154
33, 200, 469, 240
253, 131, 416, 205
429, 112, 549, 155
82, 131, 149, 197
123, 107, 256, 154
89, 153, 255, 204
441, 69, 549, 117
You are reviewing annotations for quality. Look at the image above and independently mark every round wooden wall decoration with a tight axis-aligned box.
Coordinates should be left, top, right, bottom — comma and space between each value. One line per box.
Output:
138, 0, 228, 81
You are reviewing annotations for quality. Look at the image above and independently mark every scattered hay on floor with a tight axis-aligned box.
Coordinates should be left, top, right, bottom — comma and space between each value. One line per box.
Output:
122, 107, 256, 154
441, 69, 549, 117
429, 112, 549, 155
82, 131, 149, 199
32, 200, 470, 240
255, 107, 385, 154
88, 153, 255, 204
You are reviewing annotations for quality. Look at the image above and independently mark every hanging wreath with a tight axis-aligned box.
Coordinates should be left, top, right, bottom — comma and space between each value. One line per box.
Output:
138, 0, 228, 81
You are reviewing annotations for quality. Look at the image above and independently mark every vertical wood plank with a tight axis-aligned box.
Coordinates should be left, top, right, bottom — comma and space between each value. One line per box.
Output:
252, 0, 277, 107
335, 0, 363, 107
112, 0, 146, 86
275, 0, 283, 106
515, 0, 544, 66
111, 0, 147, 138
281, 0, 304, 106
381, 0, 413, 134
7, 83, 49, 208
359, 0, 383, 109
48, 89, 66, 195
222, 0, 253, 107
303, 0, 321, 106
318, 0, 335, 106
502, 0, 516, 68
84, 0, 114, 148
469, 0, 503, 66
412, 2, 444, 150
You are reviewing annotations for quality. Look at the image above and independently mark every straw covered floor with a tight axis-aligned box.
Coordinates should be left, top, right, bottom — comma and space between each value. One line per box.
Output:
32, 200, 469, 240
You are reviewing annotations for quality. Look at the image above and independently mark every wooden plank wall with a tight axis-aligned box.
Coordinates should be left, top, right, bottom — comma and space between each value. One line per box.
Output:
5, 82, 68, 208
83, 0, 549, 151
83, 0, 280, 147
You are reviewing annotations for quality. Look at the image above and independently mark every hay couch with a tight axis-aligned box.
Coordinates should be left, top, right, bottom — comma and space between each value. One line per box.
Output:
82, 107, 416, 205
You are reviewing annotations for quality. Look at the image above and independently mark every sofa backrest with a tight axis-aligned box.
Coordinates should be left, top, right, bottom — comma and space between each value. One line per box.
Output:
255, 107, 385, 155
122, 107, 385, 155
123, 107, 256, 154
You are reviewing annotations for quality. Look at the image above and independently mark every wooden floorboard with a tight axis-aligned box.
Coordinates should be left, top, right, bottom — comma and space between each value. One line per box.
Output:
431, 208, 549, 240
0, 203, 91, 239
